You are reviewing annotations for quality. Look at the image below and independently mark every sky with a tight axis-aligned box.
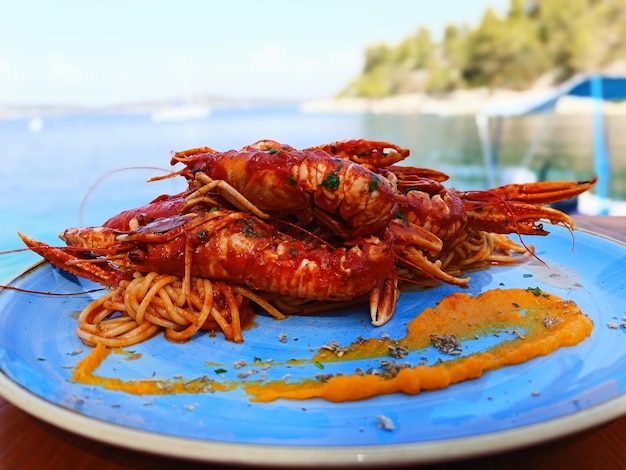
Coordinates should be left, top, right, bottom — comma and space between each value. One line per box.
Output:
0, 0, 510, 107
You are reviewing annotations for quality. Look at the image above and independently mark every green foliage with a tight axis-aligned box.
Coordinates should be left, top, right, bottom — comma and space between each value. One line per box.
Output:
463, 6, 549, 89
340, 0, 626, 98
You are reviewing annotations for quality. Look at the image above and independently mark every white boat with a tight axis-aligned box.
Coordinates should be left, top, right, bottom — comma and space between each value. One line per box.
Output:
28, 117, 44, 132
150, 104, 210, 123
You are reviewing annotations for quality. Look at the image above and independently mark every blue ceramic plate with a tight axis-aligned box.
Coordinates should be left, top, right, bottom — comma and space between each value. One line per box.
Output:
1, 226, 625, 466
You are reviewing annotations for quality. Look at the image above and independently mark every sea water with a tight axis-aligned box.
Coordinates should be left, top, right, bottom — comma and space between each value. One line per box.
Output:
0, 107, 622, 282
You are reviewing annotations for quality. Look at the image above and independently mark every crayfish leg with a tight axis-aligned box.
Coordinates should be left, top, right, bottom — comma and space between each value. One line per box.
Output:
369, 276, 400, 326
189, 172, 271, 219
399, 246, 470, 287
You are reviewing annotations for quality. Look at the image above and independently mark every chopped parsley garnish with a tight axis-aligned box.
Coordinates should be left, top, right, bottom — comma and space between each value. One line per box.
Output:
288, 175, 297, 185
267, 147, 278, 154
320, 164, 342, 190
368, 176, 380, 192
394, 210, 408, 223
526, 286, 550, 298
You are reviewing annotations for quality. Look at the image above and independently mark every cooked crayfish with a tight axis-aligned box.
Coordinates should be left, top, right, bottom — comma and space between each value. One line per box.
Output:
385, 172, 596, 287
169, 139, 595, 290
19, 207, 399, 324
170, 140, 400, 237
16, 139, 596, 329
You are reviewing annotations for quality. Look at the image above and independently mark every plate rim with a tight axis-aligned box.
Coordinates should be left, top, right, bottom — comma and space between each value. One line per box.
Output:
2, 365, 626, 467
1, 226, 626, 466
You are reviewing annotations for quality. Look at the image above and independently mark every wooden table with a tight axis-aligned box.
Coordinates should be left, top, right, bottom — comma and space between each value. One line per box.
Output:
1, 216, 625, 469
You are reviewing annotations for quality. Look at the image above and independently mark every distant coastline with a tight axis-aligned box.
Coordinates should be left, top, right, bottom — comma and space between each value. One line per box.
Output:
2, 88, 625, 120
0, 96, 299, 120
300, 88, 626, 116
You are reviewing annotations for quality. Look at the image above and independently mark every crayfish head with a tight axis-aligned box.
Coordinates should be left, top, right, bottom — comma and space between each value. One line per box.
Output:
17, 232, 128, 288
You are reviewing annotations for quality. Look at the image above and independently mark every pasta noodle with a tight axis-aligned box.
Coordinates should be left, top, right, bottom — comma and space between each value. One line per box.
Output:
439, 230, 532, 273
76, 272, 286, 347
398, 230, 532, 284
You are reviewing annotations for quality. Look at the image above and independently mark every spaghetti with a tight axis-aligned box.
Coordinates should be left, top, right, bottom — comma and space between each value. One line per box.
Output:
440, 230, 532, 273
76, 272, 286, 347
397, 229, 532, 285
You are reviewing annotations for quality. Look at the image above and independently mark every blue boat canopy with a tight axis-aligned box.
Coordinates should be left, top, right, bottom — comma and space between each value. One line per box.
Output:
476, 73, 626, 214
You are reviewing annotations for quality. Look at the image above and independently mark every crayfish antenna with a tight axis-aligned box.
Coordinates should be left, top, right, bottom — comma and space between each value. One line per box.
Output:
369, 277, 400, 326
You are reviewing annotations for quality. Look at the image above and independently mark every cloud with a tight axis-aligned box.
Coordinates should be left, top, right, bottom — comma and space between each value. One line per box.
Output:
0, 44, 362, 105
250, 43, 289, 69
0, 57, 21, 83
206, 43, 363, 99
329, 48, 363, 71
47, 53, 87, 84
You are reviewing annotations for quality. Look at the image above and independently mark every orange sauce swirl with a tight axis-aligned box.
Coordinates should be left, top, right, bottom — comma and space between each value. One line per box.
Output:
244, 288, 593, 402
72, 288, 593, 402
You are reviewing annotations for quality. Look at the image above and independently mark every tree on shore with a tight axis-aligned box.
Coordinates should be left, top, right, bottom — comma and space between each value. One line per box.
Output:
339, 0, 626, 98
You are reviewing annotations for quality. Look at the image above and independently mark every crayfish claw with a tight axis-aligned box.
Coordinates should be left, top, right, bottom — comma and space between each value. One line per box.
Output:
306, 139, 410, 168
463, 178, 597, 205
17, 232, 123, 287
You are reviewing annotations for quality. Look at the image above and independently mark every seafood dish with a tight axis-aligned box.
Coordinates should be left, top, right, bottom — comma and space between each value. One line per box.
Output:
18, 139, 595, 347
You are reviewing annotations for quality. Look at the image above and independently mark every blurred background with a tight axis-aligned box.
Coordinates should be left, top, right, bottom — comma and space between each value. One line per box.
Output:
2, 0, 626, 281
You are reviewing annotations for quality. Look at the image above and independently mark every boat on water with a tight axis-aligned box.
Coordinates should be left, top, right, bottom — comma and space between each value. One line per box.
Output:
150, 104, 210, 123
476, 73, 626, 216
27, 117, 44, 132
